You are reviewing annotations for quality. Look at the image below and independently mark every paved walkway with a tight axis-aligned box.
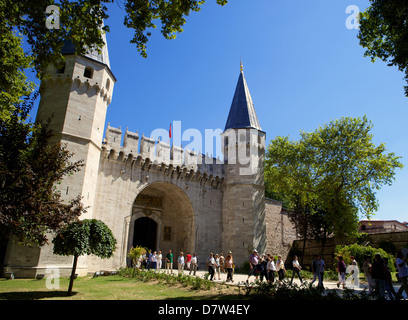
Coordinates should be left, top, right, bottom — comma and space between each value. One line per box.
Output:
158, 268, 407, 299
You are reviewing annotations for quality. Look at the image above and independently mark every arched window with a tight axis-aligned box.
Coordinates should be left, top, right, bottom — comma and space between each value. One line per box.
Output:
106, 78, 110, 90
84, 66, 93, 79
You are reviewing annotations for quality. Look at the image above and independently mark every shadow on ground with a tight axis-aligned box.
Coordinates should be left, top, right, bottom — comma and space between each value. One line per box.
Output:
0, 291, 77, 300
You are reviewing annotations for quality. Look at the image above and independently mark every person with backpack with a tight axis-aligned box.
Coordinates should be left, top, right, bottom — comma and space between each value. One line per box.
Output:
337, 256, 347, 289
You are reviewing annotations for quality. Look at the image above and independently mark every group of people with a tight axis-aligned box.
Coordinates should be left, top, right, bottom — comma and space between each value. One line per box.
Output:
136, 248, 236, 281
361, 251, 408, 300
134, 247, 408, 300
139, 249, 200, 276
245, 249, 326, 287
206, 251, 235, 282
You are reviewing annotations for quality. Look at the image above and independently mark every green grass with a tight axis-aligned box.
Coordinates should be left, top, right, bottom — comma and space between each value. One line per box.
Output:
0, 275, 242, 300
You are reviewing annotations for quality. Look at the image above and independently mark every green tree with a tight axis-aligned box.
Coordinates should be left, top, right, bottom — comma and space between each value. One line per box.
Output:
127, 245, 147, 267
358, 0, 408, 96
335, 243, 395, 272
0, 113, 86, 246
53, 219, 117, 296
265, 116, 403, 239
1, 0, 228, 86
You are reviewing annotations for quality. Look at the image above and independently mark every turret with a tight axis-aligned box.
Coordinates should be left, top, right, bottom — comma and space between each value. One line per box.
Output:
221, 62, 266, 267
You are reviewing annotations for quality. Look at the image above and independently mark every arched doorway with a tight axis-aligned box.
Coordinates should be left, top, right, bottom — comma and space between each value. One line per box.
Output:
128, 182, 195, 258
133, 217, 157, 251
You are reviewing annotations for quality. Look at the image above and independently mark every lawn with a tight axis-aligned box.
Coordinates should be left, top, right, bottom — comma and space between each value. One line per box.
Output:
0, 275, 242, 300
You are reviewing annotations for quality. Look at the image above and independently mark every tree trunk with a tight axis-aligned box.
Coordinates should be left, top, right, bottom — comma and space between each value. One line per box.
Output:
320, 236, 327, 256
67, 254, 78, 296
301, 214, 308, 266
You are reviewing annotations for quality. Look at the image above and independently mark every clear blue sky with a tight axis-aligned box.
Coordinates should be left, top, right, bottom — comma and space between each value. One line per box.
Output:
31, 0, 408, 222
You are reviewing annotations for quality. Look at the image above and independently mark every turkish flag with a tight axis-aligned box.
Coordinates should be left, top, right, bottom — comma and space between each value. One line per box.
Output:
169, 123, 172, 138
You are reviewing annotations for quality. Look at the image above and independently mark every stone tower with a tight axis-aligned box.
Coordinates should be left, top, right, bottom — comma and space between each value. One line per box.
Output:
221, 62, 266, 265
36, 33, 116, 219
3, 33, 116, 278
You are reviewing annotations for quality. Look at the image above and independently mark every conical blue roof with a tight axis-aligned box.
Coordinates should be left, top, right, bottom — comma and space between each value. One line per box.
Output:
61, 29, 110, 68
224, 68, 261, 131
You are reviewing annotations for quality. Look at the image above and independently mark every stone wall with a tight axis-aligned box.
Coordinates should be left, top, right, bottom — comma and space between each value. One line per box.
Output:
292, 231, 408, 270
264, 198, 298, 260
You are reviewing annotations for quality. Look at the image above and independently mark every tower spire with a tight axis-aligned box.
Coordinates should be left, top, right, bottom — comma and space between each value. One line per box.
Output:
240, 59, 243, 72
224, 65, 262, 131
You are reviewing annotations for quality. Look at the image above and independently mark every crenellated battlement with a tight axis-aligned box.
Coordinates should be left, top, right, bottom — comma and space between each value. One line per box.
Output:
102, 124, 225, 185
40, 73, 113, 104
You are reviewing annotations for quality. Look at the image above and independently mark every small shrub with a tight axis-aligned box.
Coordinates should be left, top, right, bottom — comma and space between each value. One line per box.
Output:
242, 279, 371, 300
334, 244, 396, 272
117, 267, 214, 290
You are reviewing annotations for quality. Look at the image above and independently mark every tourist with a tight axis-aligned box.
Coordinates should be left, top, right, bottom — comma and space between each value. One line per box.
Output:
290, 255, 303, 285
215, 254, 221, 280
347, 256, 359, 288
396, 251, 408, 299
336, 256, 346, 289
310, 255, 319, 287
157, 250, 163, 270
166, 249, 173, 274
372, 254, 386, 298
246, 249, 260, 283
276, 255, 286, 285
383, 257, 397, 300
186, 252, 192, 271
207, 252, 216, 280
363, 255, 374, 293
259, 254, 268, 282
151, 251, 157, 270
266, 254, 276, 283
219, 253, 225, 273
141, 254, 148, 269
190, 253, 198, 276
228, 250, 235, 276
177, 252, 185, 275
146, 249, 152, 270
225, 254, 234, 282
318, 255, 325, 289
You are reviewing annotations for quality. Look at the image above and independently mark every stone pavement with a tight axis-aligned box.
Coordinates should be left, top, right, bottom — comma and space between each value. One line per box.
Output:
158, 268, 407, 299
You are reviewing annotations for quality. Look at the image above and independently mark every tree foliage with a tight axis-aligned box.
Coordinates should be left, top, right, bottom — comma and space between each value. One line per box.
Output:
358, 0, 408, 96
0, 111, 85, 246
335, 243, 395, 272
265, 116, 403, 238
53, 219, 117, 258
1, 0, 228, 85
53, 219, 117, 295
0, 16, 86, 246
